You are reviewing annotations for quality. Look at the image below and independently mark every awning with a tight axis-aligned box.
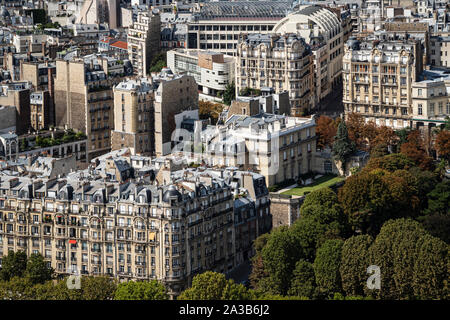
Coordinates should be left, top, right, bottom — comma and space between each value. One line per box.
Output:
69, 240, 77, 244
149, 232, 156, 241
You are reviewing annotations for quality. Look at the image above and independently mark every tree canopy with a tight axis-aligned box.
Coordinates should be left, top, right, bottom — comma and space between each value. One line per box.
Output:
114, 280, 168, 300
178, 271, 252, 300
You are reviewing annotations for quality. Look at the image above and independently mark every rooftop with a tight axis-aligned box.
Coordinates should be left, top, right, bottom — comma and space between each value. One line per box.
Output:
195, 1, 293, 21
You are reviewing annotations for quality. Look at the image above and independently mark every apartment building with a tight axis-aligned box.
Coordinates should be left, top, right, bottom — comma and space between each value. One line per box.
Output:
272, 5, 345, 92
0, 155, 271, 298
0, 81, 31, 134
236, 33, 314, 116
166, 49, 235, 102
111, 78, 156, 155
201, 113, 316, 187
54, 55, 128, 160
430, 36, 450, 68
186, 1, 292, 56
411, 69, 450, 133
127, 11, 161, 77
342, 36, 423, 128
153, 71, 199, 157
30, 91, 51, 131
381, 22, 430, 65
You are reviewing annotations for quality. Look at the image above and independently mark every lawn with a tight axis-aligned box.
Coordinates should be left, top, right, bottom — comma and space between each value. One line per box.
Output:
281, 175, 345, 196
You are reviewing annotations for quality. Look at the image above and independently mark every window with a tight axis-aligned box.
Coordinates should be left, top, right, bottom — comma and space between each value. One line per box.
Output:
418, 104, 423, 115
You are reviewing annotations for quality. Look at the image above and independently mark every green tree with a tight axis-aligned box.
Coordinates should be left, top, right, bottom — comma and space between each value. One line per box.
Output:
222, 81, 236, 106
0, 276, 34, 300
313, 239, 344, 298
149, 53, 166, 73
419, 213, 450, 244
81, 276, 117, 300
338, 169, 419, 235
50, 277, 83, 300
114, 280, 168, 300
177, 271, 251, 300
368, 219, 429, 299
288, 260, 316, 298
300, 187, 349, 237
424, 180, 450, 216
332, 121, 356, 169
412, 234, 449, 299
340, 235, 373, 296
290, 216, 341, 263
253, 233, 270, 254
408, 166, 439, 212
0, 251, 28, 281
25, 253, 53, 285
260, 227, 303, 295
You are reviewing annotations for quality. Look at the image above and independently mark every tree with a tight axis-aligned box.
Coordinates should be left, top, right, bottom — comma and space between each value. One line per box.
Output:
364, 153, 414, 173
288, 260, 316, 298
419, 213, 450, 244
0, 276, 34, 300
253, 233, 270, 255
30, 280, 59, 300
239, 87, 261, 97
260, 227, 301, 295
338, 169, 420, 235
345, 113, 366, 149
0, 251, 27, 281
332, 121, 356, 171
81, 276, 117, 300
313, 239, 344, 298
370, 143, 389, 158
423, 180, 450, 216
249, 253, 270, 291
290, 215, 342, 262
400, 130, 434, 171
368, 219, 429, 299
25, 253, 53, 285
412, 234, 449, 299
222, 81, 236, 106
300, 187, 349, 237
340, 235, 373, 297
177, 272, 251, 300
408, 166, 440, 212
114, 280, 168, 300
371, 126, 398, 152
149, 53, 166, 73
198, 100, 223, 124
316, 116, 338, 150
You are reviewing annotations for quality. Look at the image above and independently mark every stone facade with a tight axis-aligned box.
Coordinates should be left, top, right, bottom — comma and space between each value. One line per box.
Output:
236, 33, 314, 116
154, 74, 199, 157
269, 193, 304, 228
